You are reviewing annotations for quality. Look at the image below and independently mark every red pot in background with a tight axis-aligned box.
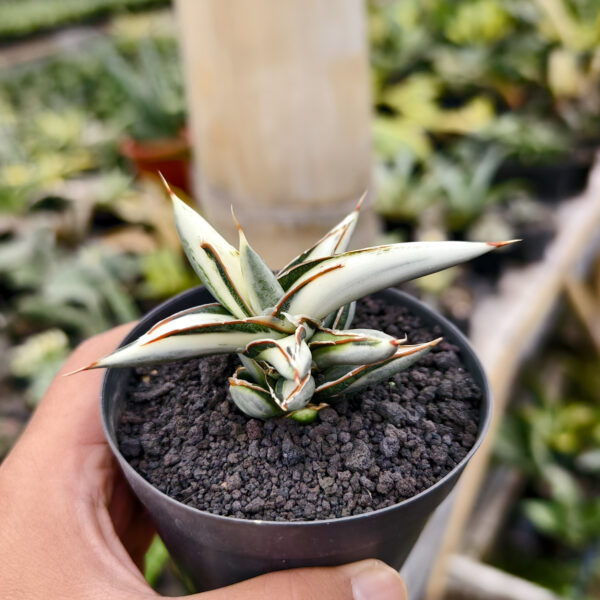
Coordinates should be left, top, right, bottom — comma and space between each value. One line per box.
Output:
119, 129, 191, 194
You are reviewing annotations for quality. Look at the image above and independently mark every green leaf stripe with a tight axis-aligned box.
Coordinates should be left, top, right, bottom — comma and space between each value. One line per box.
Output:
201, 242, 252, 317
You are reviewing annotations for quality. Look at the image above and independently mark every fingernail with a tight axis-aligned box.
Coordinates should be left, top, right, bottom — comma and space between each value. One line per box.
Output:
343, 559, 407, 600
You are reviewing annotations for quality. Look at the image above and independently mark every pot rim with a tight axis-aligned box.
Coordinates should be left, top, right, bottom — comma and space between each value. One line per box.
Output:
101, 286, 492, 527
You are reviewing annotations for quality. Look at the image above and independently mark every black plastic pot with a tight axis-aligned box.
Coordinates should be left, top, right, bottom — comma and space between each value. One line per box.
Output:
494, 154, 593, 203
101, 286, 492, 592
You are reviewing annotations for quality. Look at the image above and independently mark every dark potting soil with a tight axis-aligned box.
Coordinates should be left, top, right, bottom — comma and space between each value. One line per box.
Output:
117, 295, 482, 522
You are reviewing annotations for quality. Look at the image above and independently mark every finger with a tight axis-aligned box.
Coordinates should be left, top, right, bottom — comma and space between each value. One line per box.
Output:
181, 559, 407, 600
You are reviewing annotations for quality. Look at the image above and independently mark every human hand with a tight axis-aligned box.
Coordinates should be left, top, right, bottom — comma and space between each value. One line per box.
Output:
0, 325, 407, 600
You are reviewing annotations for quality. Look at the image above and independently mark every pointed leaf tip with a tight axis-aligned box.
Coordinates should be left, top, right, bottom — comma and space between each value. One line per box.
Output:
395, 337, 442, 354
354, 190, 367, 212
314, 336, 442, 400
63, 361, 98, 376
274, 241, 504, 319
170, 192, 253, 318
157, 171, 173, 196
486, 239, 521, 248
231, 206, 243, 233
238, 216, 284, 312
391, 335, 408, 346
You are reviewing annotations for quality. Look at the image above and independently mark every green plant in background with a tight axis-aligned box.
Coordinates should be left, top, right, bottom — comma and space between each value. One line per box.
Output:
0, 97, 99, 212
474, 114, 569, 163
9, 329, 70, 408
138, 248, 198, 300
0, 178, 142, 340
74, 181, 514, 422
374, 142, 523, 238
372, 115, 433, 162
144, 535, 170, 588
0, 0, 170, 39
17, 245, 139, 338
0, 13, 183, 216
430, 144, 515, 231
368, 0, 433, 90
498, 395, 600, 547
0, 222, 141, 411
374, 151, 436, 222
103, 39, 185, 141
442, 0, 512, 45
0, 229, 139, 338
496, 361, 600, 484
374, 72, 495, 160
369, 0, 600, 236
495, 351, 600, 597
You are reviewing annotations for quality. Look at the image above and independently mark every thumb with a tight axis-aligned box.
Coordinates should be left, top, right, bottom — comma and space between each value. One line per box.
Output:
183, 559, 407, 600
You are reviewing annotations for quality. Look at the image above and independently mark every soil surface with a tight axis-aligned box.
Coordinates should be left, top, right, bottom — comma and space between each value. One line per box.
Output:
118, 295, 482, 521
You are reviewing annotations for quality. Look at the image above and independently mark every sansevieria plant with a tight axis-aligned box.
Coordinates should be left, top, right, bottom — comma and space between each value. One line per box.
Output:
73, 179, 515, 423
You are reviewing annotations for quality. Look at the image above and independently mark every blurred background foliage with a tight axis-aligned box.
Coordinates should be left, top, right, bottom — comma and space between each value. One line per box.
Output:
493, 310, 600, 598
0, 0, 599, 594
0, 0, 170, 40
370, 0, 600, 228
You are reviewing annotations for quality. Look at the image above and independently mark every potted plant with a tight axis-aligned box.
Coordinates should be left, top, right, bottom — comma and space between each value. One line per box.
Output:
105, 42, 191, 194
72, 180, 514, 591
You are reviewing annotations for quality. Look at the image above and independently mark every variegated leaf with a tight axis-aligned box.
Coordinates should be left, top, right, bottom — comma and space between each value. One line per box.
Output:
243, 323, 313, 382
237, 353, 268, 387
229, 368, 283, 419
333, 301, 356, 330
277, 193, 365, 286
314, 338, 442, 400
237, 217, 284, 313
71, 311, 294, 371
321, 301, 356, 330
162, 176, 252, 319
276, 255, 330, 292
274, 373, 315, 411
309, 328, 404, 369
145, 302, 231, 335
272, 241, 517, 320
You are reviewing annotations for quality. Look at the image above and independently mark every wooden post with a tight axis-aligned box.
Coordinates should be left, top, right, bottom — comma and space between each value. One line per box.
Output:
174, 0, 377, 267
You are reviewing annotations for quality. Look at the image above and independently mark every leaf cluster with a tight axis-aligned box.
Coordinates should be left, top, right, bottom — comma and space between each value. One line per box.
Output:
81, 182, 510, 422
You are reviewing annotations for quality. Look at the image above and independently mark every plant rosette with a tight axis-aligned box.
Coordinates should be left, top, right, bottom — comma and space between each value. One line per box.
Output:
74, 181, 510, 590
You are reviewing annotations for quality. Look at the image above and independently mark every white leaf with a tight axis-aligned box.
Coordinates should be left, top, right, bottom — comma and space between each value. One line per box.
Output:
314, 338, 441, 400
229, 370, 282, 419
310, 328, 403, 369
74, 311, 293, 371
274, 373, 315, 411
273, 241, 517, 320
163, 178, 252, 318
243, 323, 313, 382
